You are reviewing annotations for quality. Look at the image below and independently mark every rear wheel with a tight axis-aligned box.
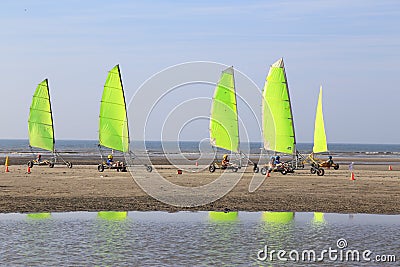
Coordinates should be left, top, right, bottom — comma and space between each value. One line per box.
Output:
209, 164, 216, 173
281, 169, 288, 175
66, 162, 72, 168
146, 165, 153, 172
253, 166, 259, 173
48, 162, 55, 168
261, 167, 267, 175
98, 164, 104, 172
232, 167, 238, 172
317, 168, 325, 176
27, 161, 33, 168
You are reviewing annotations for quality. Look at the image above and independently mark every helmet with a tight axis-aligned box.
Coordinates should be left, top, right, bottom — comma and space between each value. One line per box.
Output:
329, 156, 332, 159
223, 154, 228, 159
108, 155, 113, 159
276, 156, 280, 160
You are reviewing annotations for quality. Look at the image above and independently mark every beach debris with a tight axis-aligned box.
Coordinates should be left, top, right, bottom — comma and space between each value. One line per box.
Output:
389, 165, 393, 171
195, 161, 198, 166
266, 170, 270, 177
5, 156, 9, 173
350, 172, 355, 181
26, 165, 31, 174
177, 169, 182, 174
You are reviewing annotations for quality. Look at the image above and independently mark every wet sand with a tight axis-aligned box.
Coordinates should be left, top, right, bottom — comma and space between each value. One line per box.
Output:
0, 161, 399, 214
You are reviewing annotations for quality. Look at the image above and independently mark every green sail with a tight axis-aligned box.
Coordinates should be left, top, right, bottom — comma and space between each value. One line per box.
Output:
99, 65, 130, 153
28, 79, 55, 152
209, 67, 239, 153
313, 86, 328, 153
262, 58, 296, 154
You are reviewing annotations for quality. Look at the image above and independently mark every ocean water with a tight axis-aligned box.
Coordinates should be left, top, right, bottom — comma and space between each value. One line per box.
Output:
0, 139, 400, 159
0, 211, 398, 266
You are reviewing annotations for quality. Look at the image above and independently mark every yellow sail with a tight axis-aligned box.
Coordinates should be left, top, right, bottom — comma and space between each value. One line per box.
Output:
313, 86, 327, 153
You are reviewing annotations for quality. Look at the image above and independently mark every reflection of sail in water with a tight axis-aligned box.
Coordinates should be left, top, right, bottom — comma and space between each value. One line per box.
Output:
97, 211, 128, 221
313, 212, 325, 224
205, 211, 240, 265
94, 211, 136, 264
26, 213, 52, 219
209, 211, 238, 222
260, 212, 295, 254
262, 212, 294, 223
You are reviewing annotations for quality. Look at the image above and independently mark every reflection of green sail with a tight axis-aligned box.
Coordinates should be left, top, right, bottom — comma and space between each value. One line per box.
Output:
313, 87, 328, 153
97, 211, 128, 221
209, 211, 238, 222
99, 65, 130, 153
27, 213, 51, 219
262, 212, 294, 224
209, 67, 239, 153
262, 58, 296, 155
313, 212, 325, 224
28, 79, 55, 152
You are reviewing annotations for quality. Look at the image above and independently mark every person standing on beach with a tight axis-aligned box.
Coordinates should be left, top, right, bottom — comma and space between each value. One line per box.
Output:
268, 156, 275, 173
349, 162, 354, 171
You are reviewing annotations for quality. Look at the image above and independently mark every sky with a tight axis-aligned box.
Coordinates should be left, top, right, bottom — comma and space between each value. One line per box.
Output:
0, 0, 399, 144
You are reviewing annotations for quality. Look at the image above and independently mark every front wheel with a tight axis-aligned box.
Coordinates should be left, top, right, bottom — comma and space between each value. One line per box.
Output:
253, 166, 259, 173
232, 167, 238, 172
146, 165, 153, 172
66, 162, 72, 168
209, 164, 216, 173
48, 162, 55, 168
281, 169, 288, 175
98, 164, 104, 172
334, 164, 339, 170
310, 167, 316, 174
260, 167, 267, 175
317, 168, 325, 176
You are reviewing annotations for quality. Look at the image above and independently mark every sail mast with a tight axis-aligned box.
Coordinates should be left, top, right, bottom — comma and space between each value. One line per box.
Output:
46, 79, 56, 153
280, 59, 296, 154
117, 64, 130, 149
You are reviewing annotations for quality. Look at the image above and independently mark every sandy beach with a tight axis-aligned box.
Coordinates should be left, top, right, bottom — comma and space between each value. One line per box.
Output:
0, 158, 399, 214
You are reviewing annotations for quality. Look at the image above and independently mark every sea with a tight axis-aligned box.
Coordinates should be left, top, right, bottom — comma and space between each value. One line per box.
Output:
1, 139, 400, 160
0, 211, 398, 266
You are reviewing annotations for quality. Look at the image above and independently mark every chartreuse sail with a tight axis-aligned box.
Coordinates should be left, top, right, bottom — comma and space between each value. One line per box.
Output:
262, 58, 296, 154
209, 67, 239, 153
99, 65, 130, 153
312, 86, 328, 153
28, 79, 55, 152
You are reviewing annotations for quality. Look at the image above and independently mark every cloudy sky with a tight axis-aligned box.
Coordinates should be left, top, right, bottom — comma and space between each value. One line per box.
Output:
1, 0, 399, 144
